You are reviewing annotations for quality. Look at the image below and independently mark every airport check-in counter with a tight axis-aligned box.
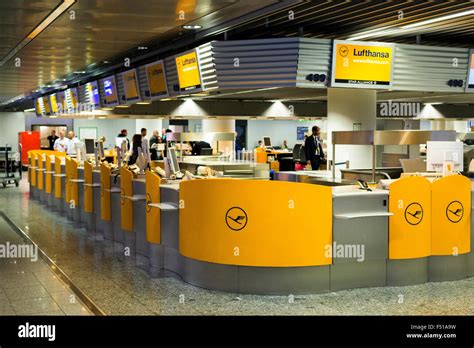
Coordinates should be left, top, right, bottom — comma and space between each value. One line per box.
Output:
100, 163, 122, 242
26, 149, 474, 294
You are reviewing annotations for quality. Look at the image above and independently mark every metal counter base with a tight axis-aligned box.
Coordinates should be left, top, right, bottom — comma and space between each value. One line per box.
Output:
387, 258, 429, 286
164, 247, 330, 295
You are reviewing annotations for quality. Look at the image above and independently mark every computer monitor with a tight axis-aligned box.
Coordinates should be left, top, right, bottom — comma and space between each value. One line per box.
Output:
167, 148, 180, 174
263, 136, 272, 148
200, 148, 213, 156
84, 139, 95, 155
426, 141, 464, 172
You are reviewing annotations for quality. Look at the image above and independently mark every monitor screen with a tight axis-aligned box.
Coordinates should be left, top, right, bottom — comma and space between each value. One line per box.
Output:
84, 139, 95, 154
102, 75, 118, 105
122, 69, 141, 102
145, 60, 168, 98
168, 148, 180, 174
263, 136, 272, 147
175, 50, 202, 92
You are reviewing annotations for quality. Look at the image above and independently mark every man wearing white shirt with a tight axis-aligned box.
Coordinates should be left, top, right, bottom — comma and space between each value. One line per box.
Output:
53, 131, 69, 153
66, 131, 82, 155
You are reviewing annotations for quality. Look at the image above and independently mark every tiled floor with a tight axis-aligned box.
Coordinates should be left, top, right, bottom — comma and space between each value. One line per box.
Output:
0, 219, 91, 316
0, 178, 474, 315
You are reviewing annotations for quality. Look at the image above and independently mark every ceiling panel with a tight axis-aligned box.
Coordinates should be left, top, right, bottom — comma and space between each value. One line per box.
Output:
0, 0, 280, 103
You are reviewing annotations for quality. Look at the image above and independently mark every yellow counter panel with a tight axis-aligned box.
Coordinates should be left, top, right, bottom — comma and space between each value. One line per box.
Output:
431, 175, 471, 256
54, 155, 63, 198
179, 179, 332, 267
145, 171, 161, 244
45, 155, 53, 194
84, 161, 93, 213
100, 164, 112, 221
389, 176, 431, 259
120, 167, 133, 232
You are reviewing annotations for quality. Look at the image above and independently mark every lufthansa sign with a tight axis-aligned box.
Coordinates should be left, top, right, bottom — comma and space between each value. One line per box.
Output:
331, 40, 394, 89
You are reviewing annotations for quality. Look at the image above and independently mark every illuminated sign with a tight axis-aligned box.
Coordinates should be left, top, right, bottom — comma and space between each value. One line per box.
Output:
102, 75, 118, 105
86, 81, 100, 107
35, 98, 43, 117
49, 94, 58, 114
466, 50, 474, 91
57, 91, 67, 112
122, 69, 140, 102
175, 50, 202, 92
331, 40, 394, 89
145, 60, 168, 98
42, 96, 51, 115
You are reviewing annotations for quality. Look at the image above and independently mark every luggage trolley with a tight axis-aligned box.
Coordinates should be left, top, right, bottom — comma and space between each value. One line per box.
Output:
0, 145, 21, 188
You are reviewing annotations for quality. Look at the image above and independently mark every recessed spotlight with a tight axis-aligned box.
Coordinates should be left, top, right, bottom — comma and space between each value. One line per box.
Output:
73, 71, 86, 74
182, 25, 202, 30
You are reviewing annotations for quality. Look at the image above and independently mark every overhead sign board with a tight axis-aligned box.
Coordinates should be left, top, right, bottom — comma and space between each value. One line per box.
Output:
102, 75, 119, 106
145, 60, 168, 98
122, 69, 141, 102
175, 50, 202, 92
331, 40, 394, 89
86, 81, 100, 108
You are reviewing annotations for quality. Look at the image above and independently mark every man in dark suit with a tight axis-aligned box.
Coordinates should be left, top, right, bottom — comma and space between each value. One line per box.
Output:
304, 126, 325, 170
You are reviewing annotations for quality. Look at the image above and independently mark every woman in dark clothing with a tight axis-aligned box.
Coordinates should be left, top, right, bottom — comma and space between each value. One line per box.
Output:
129, 134, 142, 165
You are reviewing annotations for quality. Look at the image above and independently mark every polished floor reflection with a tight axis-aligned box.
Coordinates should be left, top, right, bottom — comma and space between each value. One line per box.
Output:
0, 178, 473, 315
0, 219, 91, 315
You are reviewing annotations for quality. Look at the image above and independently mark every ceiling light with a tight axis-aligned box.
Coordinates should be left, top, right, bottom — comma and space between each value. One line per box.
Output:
115, 105, 131, 108
23, 108, 35, 112
182, 25, 202, 30
49, 115, 58, 118
0, 0, 76, 67
136, 102, 151, 105
98, 116, 107, 119
348, 9, 474, 41
73, 71, 86, 74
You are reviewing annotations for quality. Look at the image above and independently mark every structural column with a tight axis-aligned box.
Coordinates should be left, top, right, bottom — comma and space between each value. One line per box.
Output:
327, 88, 377, 169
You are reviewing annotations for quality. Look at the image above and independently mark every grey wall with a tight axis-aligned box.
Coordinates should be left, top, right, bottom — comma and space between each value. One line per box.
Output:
73, 118, 136, 149
0, 112, 26, 148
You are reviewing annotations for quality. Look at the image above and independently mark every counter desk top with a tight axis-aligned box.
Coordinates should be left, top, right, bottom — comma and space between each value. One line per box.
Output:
332, 185, 388, 197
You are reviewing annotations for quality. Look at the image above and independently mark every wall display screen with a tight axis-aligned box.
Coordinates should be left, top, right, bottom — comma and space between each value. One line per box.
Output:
145, 60, 168, 98
86, 81, 100, 107
35, 98, 43, 117
466, 49, 474, 91
175, 50, 202, 92
42, 96, 51, 115
297, 127, 308, 141
122, 69, 140, 102
331, 40, 394, 89
102, 75, 119, 105
49, 94, 58, 114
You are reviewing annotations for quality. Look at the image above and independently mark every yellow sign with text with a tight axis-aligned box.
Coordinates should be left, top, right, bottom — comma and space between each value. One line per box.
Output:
175, 51, 201, 91
122, 69, 140, 101
146, 60, 168, 97
332, 40, 393, 88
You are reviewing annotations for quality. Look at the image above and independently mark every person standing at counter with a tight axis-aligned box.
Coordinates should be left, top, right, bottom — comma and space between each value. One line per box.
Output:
66, 131, 81, 155
305, 126, 325, 170
47, 130, 58, 150
53, 130, 69, 153
129, 134, 142, 165
117, 129, 130, 150
149, 130, 160, 160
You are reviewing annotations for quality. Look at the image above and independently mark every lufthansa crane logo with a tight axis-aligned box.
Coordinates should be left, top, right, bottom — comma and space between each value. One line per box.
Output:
446, 201, 463, 223
225, 207, 248, 231
404, 202, 423, 226
339, 45, 349, 57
